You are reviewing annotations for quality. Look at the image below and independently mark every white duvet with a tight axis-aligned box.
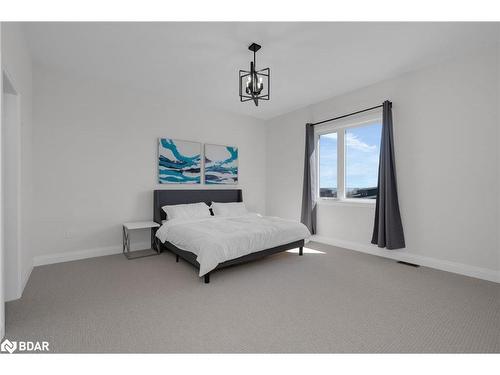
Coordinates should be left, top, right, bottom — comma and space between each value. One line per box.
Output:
155, 213, 311, 276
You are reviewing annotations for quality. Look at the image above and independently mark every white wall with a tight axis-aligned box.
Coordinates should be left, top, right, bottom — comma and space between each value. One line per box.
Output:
1, 22, 33, 300
31, 65, 267, 264
266, 106, 312, 220
2, 89, 21, 303
266, 47, 500, 282
0, 22, 4, 339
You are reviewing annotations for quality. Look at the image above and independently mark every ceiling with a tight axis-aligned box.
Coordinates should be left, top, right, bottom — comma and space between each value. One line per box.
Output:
23, 22, 500, 120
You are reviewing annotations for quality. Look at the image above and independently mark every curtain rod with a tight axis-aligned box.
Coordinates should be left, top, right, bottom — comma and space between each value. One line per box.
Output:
309, 101, 390, 127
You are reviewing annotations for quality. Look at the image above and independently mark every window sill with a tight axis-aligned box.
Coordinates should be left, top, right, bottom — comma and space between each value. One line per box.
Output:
317, 198, 376, 208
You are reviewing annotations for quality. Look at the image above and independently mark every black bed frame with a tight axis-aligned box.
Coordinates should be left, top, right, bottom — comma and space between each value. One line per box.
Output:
153, 189, 304, 283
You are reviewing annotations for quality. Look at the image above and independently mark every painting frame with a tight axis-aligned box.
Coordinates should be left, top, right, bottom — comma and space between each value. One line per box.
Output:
158, 138, 202, 184
204, 143, 239, 185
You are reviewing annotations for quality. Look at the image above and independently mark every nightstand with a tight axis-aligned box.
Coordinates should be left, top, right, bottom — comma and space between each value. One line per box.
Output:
122, 221, 161, 260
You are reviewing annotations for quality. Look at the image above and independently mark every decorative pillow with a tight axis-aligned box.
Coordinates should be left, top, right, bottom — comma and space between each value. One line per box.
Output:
162, 202, 211, 220
211, 202, 248, 217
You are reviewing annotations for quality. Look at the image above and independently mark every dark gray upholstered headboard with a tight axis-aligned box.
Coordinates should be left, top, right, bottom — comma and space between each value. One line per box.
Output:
153, 189, 243, 223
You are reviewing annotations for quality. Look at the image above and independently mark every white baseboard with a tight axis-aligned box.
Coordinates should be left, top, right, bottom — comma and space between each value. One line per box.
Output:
5, 286, 20, 302
33, 242, 150, 267
20, 263, 33, 295
5, 262, 34, 302
29, 237, 500, 283
311, 235, 500, 284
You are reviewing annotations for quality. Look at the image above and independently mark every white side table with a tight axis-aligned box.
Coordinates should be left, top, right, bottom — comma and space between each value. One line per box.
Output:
122, 221, 161, 260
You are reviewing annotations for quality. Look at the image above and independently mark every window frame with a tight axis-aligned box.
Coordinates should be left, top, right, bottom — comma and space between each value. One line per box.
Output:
315, 111, 382, 205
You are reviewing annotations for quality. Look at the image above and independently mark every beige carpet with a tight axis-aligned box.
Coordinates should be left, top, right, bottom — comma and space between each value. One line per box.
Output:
5, 242, 500, 353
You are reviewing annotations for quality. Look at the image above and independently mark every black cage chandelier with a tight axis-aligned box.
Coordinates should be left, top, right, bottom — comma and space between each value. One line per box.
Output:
239, 43, 270, 106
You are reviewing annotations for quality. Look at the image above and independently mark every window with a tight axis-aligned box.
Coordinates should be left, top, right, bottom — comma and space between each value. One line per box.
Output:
319, 132, 337, 198
317, 114, 382, 201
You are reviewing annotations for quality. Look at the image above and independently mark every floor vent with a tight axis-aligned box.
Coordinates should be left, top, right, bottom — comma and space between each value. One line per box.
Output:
397, 261, 420, 268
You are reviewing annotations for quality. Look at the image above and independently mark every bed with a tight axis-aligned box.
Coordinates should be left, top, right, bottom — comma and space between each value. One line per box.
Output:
153, 189, 310, 283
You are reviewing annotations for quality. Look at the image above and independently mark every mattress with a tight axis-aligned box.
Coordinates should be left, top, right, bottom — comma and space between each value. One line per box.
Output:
155, 213, 311, 276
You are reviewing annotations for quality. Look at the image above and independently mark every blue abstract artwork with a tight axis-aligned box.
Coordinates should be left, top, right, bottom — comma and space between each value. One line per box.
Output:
204, 144, 238, 184
158, 138, 201, 184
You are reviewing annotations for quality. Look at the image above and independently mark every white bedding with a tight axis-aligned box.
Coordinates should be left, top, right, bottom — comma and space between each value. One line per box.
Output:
155, 213, 311, 276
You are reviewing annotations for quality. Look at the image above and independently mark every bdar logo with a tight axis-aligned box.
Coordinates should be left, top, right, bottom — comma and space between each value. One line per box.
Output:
0, 339, 49, 353
1, 339, 17, 354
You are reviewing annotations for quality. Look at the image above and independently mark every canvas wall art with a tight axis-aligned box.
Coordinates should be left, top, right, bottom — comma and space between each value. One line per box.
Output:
204, 144, 238, 184
158, 138, 201, 184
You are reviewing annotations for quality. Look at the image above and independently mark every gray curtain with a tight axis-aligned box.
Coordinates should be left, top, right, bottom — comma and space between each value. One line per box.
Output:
371, 101, 405, 249
301, 123, 317, 234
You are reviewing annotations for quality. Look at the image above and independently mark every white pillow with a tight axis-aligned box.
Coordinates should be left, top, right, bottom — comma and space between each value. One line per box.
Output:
162, 202, 211, 220
211, 202, 248, 217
